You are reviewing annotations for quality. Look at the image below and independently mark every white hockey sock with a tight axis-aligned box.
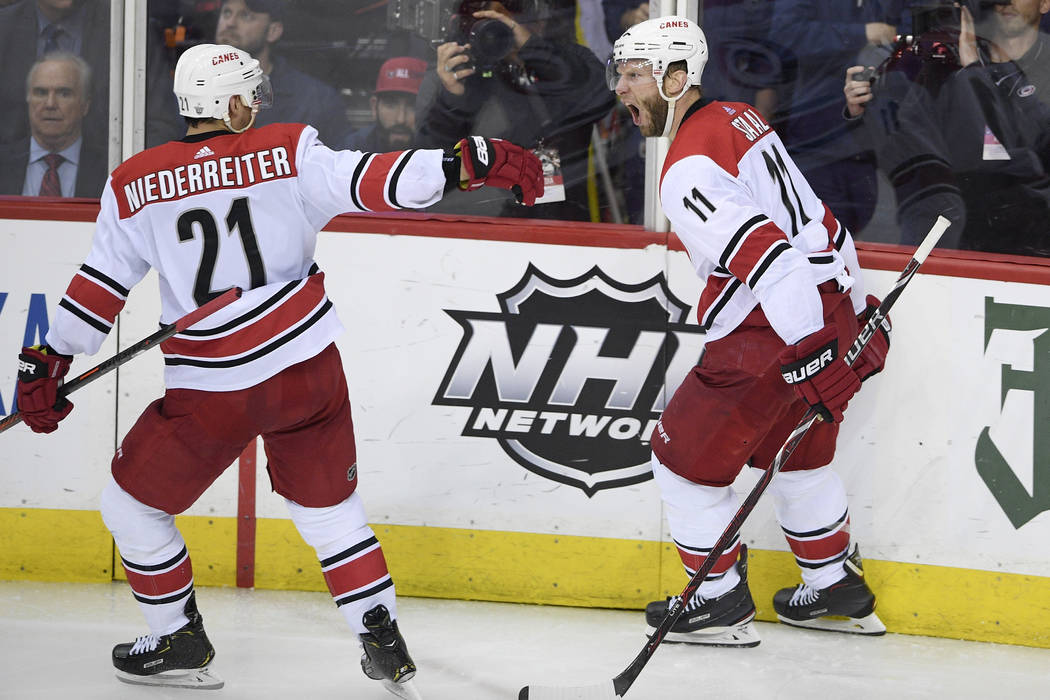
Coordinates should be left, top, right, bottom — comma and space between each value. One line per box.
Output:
100, 477, 194, 636
652, 455, 742, 599
768, 466, 851, 591
286, 493, 397, 634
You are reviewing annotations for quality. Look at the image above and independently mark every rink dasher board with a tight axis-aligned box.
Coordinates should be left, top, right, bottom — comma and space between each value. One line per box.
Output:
2, 211, 1050, 648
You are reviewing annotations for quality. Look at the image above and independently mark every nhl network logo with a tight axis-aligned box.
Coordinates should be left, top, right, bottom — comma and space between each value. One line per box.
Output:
433, 265, 705, 496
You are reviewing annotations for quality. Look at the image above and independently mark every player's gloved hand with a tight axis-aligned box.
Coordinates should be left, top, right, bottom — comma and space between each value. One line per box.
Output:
16, 345, 74, 433
456, 135, 544, 206
779, 323, 861, 423
852, 294, 891, 382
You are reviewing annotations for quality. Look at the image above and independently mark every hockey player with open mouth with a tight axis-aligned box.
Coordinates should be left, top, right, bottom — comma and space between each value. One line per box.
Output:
12, 43, 542, 699
607, 16, 890, 647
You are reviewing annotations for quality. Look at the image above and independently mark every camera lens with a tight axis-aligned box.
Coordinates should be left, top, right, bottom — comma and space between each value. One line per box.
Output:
469, 19, 515, 64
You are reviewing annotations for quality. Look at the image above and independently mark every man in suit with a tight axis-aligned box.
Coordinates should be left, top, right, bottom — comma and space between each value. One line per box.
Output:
0, 0, 181, 151
0, 52, 107, 197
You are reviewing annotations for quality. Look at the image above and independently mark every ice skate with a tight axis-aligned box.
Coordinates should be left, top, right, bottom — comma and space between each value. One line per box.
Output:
360, 604, 422, 700
644, 544, 760, 647
112, 593, 223, 689
773, 544, 887, 635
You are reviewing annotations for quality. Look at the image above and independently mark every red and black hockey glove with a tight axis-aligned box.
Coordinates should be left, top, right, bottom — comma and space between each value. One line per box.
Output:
456, 136, 544, 206
779, 323, 861, 423
16, 345, 74, 434
852, 294, 892, 382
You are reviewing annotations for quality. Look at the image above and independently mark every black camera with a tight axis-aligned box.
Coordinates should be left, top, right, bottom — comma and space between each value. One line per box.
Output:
386, 0, 448, 45
451, 11, 516, 73
851, 66, 877, 85
388, 0, 540, 76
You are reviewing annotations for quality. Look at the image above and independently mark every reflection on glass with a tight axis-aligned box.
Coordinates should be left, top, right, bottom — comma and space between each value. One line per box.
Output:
766, 0, 1050, 258
2, 0, 1046, 258
0, 0, 116, 198
399, 0, 616, 221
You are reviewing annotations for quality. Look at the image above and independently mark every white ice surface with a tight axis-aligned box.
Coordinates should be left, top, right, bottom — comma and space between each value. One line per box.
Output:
1, 581, 1047, 699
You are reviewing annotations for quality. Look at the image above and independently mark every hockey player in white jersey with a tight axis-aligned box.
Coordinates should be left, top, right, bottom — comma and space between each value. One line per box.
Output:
607, 17, 890, 646
13, 44, 543, 698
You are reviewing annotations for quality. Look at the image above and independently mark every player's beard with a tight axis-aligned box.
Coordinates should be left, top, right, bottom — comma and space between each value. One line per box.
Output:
638, 93, 669, 138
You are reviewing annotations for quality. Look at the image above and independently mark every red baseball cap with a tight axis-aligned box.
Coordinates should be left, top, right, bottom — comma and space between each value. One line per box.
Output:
375, 57, 427, 95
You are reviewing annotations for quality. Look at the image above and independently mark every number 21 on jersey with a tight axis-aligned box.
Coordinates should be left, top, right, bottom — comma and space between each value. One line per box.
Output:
177, 197, 266, 306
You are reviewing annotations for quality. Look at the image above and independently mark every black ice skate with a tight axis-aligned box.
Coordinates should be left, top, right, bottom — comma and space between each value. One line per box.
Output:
773, 544, 886, 635
360, 604, 422, 700
644, 544, 760, 647
112, 592, 223, 689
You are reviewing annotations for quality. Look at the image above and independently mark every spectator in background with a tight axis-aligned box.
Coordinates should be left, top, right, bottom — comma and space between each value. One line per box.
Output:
0, 0, 182, 152
0, 52, 106, 197
845, 0, 1050, 256
767, 0, 899, 238
345, 57, 426, 152
215, 0, 350, 146
603, 0, 648, 45
416, 0, 615, 221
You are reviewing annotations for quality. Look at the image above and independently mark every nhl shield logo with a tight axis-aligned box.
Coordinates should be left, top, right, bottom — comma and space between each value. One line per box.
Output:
433, 264, 705, 496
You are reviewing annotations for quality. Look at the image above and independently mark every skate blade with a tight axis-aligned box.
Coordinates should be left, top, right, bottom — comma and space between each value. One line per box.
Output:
777, 611, 887, 636
380, 677, 423, 700
647, 620, 761, 647
115, 664, 224, 689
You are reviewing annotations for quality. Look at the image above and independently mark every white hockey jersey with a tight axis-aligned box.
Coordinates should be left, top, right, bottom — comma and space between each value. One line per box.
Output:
661, 100, 866, 345
46, 123, 447, 391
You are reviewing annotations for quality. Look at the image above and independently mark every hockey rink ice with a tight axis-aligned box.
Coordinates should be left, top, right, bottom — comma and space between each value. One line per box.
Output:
1, 580, 1046, 700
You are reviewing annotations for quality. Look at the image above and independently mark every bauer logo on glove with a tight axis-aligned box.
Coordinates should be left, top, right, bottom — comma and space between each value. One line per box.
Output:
456, 135, 544, 206
16, 344, 74, 433
781, 346, 835, 384
470, 136, 490, 166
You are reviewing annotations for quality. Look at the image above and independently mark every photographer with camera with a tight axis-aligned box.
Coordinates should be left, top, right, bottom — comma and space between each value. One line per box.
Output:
415, 0, 615, 221
767, 0, 902, 239
845, 0, 1050, 256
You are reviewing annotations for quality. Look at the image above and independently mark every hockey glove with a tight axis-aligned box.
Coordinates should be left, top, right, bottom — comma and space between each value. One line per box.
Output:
16, 345, 74, 434
852, 295, 891, 382
456, 136, 544, 206
779, 323, 861, 423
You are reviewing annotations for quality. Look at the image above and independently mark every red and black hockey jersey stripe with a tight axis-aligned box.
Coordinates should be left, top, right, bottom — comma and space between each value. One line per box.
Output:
661, 100, 862, 344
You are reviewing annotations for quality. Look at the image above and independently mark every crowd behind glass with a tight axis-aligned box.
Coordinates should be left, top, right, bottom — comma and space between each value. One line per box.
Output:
2, 0, 1049, 258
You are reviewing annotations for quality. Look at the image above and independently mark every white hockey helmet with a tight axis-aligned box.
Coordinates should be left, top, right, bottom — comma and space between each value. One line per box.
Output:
173, 44, 272, 131
607, 16, 708, 97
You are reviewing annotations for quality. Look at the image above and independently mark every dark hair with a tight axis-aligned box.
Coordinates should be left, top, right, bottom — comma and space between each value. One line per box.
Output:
667, 60, 688, 78
666, 59, 701, 95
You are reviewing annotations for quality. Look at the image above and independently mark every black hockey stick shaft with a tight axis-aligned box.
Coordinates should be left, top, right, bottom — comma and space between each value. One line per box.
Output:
607, 216, 950, 698
0, 287, 242, 434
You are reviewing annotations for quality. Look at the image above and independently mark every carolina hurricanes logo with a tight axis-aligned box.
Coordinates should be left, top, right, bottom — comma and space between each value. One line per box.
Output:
433, 265, 705, 496
212, 52, 239, 66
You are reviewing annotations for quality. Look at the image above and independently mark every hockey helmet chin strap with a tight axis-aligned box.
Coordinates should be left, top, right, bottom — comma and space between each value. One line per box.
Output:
656, 80, 690, 138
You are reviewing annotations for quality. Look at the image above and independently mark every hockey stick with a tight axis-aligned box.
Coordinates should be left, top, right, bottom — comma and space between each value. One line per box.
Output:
0, 287, 242, 434
519, 216, 950, 700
